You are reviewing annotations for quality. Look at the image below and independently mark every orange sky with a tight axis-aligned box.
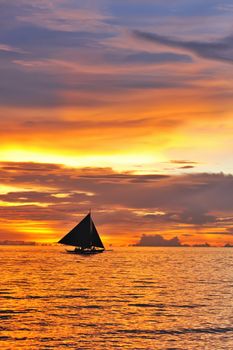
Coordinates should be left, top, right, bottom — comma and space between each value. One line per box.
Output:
0, 0, 233, 246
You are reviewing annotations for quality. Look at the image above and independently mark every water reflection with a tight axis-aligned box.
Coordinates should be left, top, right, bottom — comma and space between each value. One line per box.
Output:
1, 246, 233, 349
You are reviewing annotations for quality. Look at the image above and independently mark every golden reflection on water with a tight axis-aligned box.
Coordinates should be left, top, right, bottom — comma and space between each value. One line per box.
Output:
1, 246, 233, 349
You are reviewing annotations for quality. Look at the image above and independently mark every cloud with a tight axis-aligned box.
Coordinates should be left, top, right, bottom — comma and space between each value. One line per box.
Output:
0, 44, 26, 54
1, 162, 233, 212
0, 162, 233, 236
170, 160, 199, 165
21, 118, 150, 131
0, 25, 107, 51
0, 55, 194, 108
102, 51, 192, 65
216, 3, 233, 13
143, 209, 216, 225
0, 1, 109, 34
133, 30, 233, 64
179, 166, 195, 169
0, 162, 61, 172
134, 234, 181, 246
164, 160, 198, 170
0, 204, 68, 222
1, 2, 230, 110
0, 61, 63, 107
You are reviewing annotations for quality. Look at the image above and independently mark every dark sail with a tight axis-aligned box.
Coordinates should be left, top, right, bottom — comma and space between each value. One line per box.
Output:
58, 213, 105, 250
91, 221, 105, 249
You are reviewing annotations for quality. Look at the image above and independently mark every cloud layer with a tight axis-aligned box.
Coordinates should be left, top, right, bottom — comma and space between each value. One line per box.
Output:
133, 30, 233, 64
0, 162, 233, 245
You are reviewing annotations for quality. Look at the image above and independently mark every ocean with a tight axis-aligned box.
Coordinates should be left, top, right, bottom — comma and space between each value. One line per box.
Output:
1, 246, 233, 349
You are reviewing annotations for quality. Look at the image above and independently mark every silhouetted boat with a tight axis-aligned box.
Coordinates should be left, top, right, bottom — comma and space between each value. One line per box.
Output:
58, 212, 105, 255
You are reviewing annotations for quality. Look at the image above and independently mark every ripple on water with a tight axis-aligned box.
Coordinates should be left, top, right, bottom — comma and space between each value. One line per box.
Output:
0, 309, 36, 315
115, 326, 233, 335
0, 336, 11, 340
56, 304, 102, 310
170, 304, 204, 309
1, 246, 233, 350
128, 303, 166, 308
0, 295, 22, 300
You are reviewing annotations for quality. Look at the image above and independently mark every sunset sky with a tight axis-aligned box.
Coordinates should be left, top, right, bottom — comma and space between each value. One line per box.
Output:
0, 0, 233, 246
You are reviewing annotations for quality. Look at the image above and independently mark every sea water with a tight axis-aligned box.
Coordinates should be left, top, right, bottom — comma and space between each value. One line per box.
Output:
1, 246, 233, 349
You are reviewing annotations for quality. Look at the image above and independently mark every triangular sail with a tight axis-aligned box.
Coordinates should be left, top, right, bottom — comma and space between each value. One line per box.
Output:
91, 220, 105, 249
58, 213, 92, 248
58, 213, 105, 250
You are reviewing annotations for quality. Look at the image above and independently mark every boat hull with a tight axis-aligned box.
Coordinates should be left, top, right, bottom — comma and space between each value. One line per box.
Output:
66, 249, 104, 255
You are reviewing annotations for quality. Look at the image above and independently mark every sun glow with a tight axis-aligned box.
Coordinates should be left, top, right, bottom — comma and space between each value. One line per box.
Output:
0, 147, 163, 172
0, 185, 33, 194
0, 201, 49, 207
16, 220, 59, 242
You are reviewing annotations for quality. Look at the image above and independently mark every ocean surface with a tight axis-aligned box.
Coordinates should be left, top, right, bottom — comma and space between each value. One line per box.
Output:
1, 246, 233, 350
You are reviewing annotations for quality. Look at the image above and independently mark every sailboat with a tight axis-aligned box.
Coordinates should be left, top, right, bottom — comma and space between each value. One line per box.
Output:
58, 211, 105, 254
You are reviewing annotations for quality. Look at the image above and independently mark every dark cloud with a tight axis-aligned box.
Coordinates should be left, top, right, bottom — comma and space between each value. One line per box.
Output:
179, 166, 195, 169
21, 118, 150, 131
170, 160, 199, 165
0, 26, 108, 52
101, 51, 192, 65
1, 162, 233, 213
0, 61, 62, 107
133, 30, 233, 64
0, 162, 233, 236
0, 204, 68, 222
0, 6, 201, 109
0, 162, 61, 172
143, 209, 216, 225
196, 230, 233, 236
0, 0, 232, 109
178, 210, 216, 225
135, 234, 181, 246
164, 159, 199, 171
0, 162, 169, 186
126, 51, 192, 64
0, 58, 194, 108
0, 191, 56, 203
224, 227, 233, 235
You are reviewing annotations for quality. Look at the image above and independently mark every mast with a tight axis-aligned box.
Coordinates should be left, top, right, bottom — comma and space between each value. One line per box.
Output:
90, 208, 92, 234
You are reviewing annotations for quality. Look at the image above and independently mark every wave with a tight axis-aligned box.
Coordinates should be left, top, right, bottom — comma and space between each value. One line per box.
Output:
128, 303, 165, 308
116, 326, 233, 335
